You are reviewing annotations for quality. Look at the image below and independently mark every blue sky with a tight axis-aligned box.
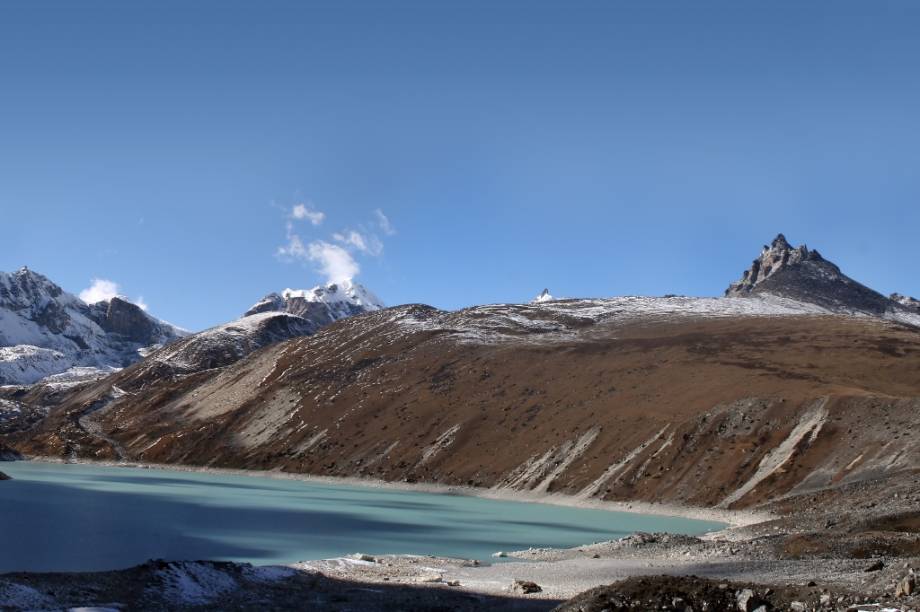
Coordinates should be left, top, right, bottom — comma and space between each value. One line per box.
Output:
2, 1, 919, 331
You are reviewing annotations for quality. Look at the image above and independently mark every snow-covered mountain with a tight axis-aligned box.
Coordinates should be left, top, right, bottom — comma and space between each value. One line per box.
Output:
0, 268, 186, 385
244, 279, 385, 333
725, 234, 918, 324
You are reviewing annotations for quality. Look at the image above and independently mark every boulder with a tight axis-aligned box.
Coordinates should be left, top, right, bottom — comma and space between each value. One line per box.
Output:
0, 471, 10, 480
511, 580, 542, 595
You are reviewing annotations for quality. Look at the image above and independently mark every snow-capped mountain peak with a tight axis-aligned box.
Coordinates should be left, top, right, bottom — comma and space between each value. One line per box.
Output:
532, 288, 554, 304
281, 278, 384, 311
244, 279, 384, 332
0, 268, 185, 385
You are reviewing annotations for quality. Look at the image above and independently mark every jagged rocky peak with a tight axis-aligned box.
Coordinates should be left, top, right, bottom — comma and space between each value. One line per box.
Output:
891, 293, 920, 313
0, 267, 67, 310
726, 234, 836, 296
725, 235, 919, 322
244, 278, 384, 333
532, 288, 554, 304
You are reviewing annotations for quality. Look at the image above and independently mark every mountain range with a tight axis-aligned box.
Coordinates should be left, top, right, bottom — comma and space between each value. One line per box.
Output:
0, 270, 384, 386
1, 234, 919, 512
0, 268, 185, 385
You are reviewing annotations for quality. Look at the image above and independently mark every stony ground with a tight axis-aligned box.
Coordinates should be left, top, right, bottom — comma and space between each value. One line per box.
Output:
0, 559, 558, 611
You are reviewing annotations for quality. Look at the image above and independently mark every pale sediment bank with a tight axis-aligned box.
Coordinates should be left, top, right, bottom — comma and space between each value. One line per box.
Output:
20, 454, 770, 530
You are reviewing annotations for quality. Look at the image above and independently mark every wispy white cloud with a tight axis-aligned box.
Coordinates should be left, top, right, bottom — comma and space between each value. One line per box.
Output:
374, 209, 395, 235
79, 278, 120, 304
275, 202, 394, 284
276, 222, 309, 260
291, 203, 325, 225
332, 229, 383, 256
307, 241, 360, 282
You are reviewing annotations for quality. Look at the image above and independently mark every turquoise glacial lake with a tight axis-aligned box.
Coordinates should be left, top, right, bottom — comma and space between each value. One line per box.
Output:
0, 461, 724, 572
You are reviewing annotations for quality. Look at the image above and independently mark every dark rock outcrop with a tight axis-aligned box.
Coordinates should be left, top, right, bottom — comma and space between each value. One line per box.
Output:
88, 297, 162, 344
726, 234, 915, 318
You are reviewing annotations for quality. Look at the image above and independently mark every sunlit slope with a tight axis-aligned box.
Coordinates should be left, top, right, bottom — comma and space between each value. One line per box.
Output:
12, 297, 920, 509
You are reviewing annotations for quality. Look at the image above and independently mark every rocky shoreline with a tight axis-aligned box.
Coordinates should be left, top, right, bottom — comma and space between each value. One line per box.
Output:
19, 455, 767, 528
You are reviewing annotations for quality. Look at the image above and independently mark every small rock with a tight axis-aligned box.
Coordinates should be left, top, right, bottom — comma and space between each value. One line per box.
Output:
737, 588, 758, 611
351, 553, 376, 562
419, 574, 442, 583
789, 603, 806, 612
865, 560, 885, 573
511, 580, 542, 595
820, 593, 831, 605
895, 574, 916, 597
446, 580, 460, 587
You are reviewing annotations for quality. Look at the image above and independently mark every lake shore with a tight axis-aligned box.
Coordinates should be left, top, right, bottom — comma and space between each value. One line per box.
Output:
18, 454, 769, 530
4, 456, 920, 610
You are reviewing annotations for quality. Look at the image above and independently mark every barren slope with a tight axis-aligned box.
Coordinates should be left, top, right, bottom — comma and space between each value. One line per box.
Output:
6, 297, 920, 509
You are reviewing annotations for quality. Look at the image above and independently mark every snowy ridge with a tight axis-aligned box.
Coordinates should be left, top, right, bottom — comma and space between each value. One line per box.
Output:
388, 293, 910, 346
149, 312, 316, 375
394, 294, 837, 345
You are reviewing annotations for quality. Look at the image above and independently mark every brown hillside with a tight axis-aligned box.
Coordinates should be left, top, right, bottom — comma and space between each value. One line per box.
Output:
7, 299, 920, 509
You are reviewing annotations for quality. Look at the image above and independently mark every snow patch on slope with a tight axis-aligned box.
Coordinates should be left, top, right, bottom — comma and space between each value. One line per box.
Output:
154, 562, 239, 606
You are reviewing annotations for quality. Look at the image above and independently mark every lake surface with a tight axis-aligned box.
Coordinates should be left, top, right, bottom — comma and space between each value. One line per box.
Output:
0, 461, 724, 572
